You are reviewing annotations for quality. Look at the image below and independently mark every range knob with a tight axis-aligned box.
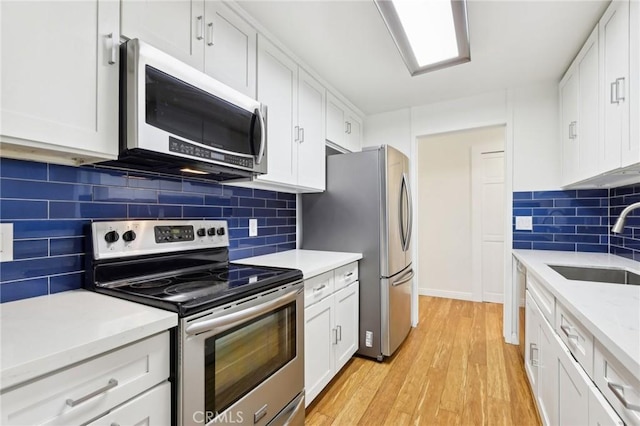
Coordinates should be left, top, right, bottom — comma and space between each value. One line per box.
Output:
217, 227, 226, 236
197, 228, 206, 237
104, 230, 119, 244
207, 227, 216, 236
122, 230, 136, 242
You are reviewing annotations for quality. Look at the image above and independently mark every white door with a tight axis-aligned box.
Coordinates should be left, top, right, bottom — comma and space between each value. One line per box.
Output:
304, 296, 335, 407
256, 36, 298, 186
120, 0, 204, 70
1, 0, 119, 159
203, 1, 257, 98
333, 282, 359, 372
472, 144, 505, 303
296, 68, 325, 190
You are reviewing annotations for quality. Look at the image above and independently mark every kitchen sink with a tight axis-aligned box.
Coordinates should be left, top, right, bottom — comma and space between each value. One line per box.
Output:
548, 265, 640, 285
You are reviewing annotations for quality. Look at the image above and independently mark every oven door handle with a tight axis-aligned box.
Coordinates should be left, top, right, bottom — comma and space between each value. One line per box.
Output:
185, 287, 301, 336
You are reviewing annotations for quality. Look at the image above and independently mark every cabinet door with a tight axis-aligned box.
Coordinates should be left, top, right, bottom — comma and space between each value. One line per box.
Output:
524, 293, 540, 391
203, 1, 257, 98
256, 36, 298, 186
556, 341, 589, 426
334, 282, 359, 372
86, 382, 171, 426
537, 303, 558, 426
346, 113, 363, 153
588, 384, 624, 426
304, 296, 335, 407
297, 68, 326, 190
1, 0, 119, 161
559, 67, 579, 185
121, 0, 204, 70
326, 92, 347, 148
577, 27, 600, 180
599, 0, 629, 172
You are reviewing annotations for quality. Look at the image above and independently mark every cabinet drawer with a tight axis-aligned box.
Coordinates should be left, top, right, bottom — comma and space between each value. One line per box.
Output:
304, 271, 334, 307
87, 381, 171, 426
594, 340, 640, 426
1, 332, 170, 426
334, 262, 358, 291
588, 381, 624, 426
526, 272, 555, 325
556, 302, 594, 377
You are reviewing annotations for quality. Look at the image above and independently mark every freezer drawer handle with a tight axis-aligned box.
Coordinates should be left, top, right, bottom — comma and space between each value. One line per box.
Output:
66, 378, 118, 407
608, 382, 640, 412
392, 269, 414, 287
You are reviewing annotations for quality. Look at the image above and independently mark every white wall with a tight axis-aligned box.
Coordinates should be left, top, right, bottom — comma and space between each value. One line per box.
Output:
417, 127, 505, 300
362, 108, 411, 157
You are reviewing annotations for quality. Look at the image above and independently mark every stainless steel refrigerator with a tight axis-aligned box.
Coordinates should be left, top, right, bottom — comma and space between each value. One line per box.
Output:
302, 145, 413, 360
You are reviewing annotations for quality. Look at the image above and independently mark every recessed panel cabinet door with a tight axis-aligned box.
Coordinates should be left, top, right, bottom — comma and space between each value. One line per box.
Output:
1, 0, 119, 160
121, 0, 204, 70
297, 68, 326, 190
304, 296, 335, 407
256, 36, 298, 186
577, 28, 600, 180
334, 282, 359, 372
326, 93, 346, 148
559, 68, 579, 185
203, 1, 257, 98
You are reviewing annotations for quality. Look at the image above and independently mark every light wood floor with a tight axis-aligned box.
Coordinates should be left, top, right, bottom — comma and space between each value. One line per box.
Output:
305, 296, 541, 425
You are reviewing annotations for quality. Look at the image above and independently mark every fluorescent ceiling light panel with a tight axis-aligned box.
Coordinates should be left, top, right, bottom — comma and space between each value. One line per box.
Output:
375, 0, 470, 76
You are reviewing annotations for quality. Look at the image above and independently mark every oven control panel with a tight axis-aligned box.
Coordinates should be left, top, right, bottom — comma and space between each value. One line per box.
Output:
92, 220, 229, 260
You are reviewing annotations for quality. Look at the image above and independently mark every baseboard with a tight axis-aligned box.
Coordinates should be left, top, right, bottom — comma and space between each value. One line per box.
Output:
417, 288, 475, 301
482, 292, 504, 303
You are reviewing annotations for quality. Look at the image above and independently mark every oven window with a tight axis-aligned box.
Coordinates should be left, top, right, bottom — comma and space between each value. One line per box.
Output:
145, 65, 257, 156
204, 302, 296, 415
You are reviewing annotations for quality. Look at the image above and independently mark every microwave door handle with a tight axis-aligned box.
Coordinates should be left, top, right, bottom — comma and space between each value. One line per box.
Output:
255, 105, 267, 165
185, 286, 300, 336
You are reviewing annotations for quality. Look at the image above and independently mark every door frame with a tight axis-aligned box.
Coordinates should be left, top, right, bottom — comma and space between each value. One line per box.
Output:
471, 141, 505, 302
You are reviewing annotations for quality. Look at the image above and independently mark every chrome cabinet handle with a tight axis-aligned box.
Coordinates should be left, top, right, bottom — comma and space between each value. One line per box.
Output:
196, 16, 204, 40
313, 284, 326, 292
345, 121, 349, 134
207, 22, 214, 46
107, 33, 117, 65
616, 77, 625, 102
345, 272, 354, 277
294, 126, 299, 142
333, 328, 338, 344
530, 343, 539, 367
66, 378, 118, 407
608, 382, 640, 412
560, 324, 579, 340
569, 121, 577, 139
299, 127, 304, 143
347, 122, 352, 134
337, 325, 342, 341
611, 81, 619, 104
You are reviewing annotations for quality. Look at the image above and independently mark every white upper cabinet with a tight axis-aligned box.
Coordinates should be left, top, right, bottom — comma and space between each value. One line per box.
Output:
121, 0, 204, 70
251, 35, 326, 193
0, 0, 120, 165
121, 0, 257, 98
599, 0, 629, 171
560, 65, 580, 185
326, 92, 362, 153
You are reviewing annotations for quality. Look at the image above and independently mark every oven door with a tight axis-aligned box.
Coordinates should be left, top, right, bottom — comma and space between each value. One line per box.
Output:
180, 283, 304, 426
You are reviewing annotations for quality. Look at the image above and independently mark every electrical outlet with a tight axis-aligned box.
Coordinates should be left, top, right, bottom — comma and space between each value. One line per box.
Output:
249, 219, 258, 237
365, 331, 373, 347
0, 223, 14, 262
515, 216, 533, 231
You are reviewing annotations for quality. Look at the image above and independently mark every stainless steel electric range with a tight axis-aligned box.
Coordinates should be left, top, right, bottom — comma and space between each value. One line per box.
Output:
85, 220, 305, 426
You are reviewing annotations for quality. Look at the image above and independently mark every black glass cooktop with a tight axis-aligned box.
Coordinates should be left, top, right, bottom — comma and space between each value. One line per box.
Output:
93, 263, 302, 316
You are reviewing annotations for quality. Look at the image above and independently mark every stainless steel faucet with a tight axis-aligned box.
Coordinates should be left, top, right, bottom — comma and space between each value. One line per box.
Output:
611, 201, 640, 233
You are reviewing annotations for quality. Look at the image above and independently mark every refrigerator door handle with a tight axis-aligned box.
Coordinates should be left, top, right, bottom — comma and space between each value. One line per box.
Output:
392, 268, 414, 286
399, 173, 407, 250
400, 173, 413, 252
404, 172, 413, 251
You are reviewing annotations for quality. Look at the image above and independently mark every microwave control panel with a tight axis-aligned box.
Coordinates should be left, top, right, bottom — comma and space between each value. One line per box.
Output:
169, 137, 254, 169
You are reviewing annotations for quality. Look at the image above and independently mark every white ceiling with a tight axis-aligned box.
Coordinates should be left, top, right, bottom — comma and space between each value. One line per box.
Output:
237, 0, 609, 116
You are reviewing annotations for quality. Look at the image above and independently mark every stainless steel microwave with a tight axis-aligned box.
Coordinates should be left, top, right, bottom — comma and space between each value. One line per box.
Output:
103, 38, 267, 181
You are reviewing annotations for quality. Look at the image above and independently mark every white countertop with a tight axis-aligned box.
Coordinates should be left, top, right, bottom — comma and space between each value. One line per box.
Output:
234, 249, 363, 278
513, 250, 640, 381
0, 290, 177, 390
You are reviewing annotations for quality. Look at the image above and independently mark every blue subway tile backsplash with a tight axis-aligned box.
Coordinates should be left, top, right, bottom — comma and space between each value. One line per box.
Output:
513, 185, 640, 259
0, 158, 297, 303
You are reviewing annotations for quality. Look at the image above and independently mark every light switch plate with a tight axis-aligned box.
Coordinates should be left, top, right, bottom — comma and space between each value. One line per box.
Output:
0, 223, 14, 262
249, 219, 258, 237
515, 216, 533, 231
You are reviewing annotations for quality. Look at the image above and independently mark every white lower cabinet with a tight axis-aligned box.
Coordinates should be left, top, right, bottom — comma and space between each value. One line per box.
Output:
304, 262, 359, 407
0, 332, 171, 426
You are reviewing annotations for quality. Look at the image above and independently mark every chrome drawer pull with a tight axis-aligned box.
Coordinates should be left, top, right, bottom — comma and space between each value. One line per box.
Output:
608, 382, 640, 412
560, 324, 579, 340
345, 272, 354, 277
313, 284, 326, 292
66, 378, 118, 407
530, 343, 539, 367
